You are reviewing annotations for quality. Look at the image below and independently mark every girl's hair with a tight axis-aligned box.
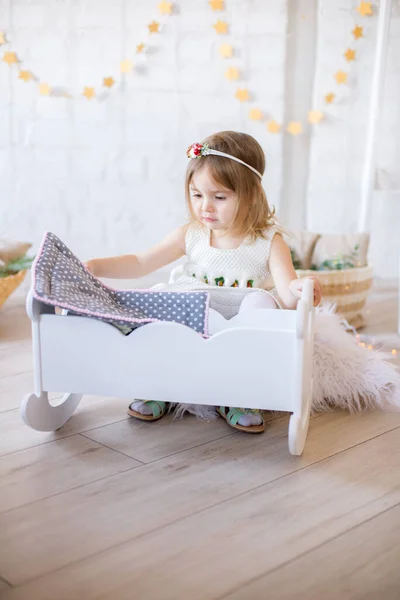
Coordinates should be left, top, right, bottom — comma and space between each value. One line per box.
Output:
185, 131, 275, 239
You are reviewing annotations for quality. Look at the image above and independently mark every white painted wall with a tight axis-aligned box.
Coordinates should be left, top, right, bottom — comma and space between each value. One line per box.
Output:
0, 0, 399, 275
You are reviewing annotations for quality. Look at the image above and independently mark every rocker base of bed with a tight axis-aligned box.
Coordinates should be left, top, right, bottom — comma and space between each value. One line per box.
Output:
21, 392, 83, 432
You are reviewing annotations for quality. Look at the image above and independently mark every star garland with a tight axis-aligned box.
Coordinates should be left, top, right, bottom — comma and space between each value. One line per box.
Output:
209, 0, 373, 135
0, 0, 373, 116
321, 2, 371, 115
0, 1, 174, 101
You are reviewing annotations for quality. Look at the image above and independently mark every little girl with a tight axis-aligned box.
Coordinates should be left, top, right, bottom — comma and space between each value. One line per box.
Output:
86, 131, 322, 433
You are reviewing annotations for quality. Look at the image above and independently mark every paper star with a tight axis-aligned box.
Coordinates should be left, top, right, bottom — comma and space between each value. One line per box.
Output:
0, 31, 6, 45
287, 121, 303, 136
103, 77, 115, 88
352, 25, 364, 40
344, 48, 356, 62
225, 67, 239, 81
158, 1, 172, 15
2, 51, 18, 66
19, 70, 33, 82
249, 108, 263, 121
136, 43, 146, 53
120, 59, 133, 73
39, 83, 51, 96
335, 70, 348, 84
267, 120, 281, 134
325, 93, 335, 104
148, 21, 160, 34
209, 0, 224, 9
219, 43, 233, 58
83, 87, 95, 100
308, 110, 324, 124
356, 2, 372, 16
213, 20, 228, 34
235, 88, 249, 102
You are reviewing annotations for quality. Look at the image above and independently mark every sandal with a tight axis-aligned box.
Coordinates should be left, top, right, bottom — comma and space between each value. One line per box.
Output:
217, 406, 265, 434
127, 400, 168, 422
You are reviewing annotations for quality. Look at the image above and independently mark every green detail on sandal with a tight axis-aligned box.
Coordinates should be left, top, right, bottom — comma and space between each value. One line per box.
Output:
129, 400, 167, 420
218, 407, 264, 432
222, 407, 261, 426
141, 400, 166, 418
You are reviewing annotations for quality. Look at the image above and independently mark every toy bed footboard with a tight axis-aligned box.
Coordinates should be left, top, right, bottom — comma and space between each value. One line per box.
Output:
22, 281, 315, 455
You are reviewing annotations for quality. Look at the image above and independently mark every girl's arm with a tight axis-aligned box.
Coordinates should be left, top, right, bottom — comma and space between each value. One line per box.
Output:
85, 225, 188, 279
269, 234, 322, 308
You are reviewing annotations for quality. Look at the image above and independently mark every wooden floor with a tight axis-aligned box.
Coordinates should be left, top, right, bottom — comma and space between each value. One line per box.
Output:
1, 281, 400, 600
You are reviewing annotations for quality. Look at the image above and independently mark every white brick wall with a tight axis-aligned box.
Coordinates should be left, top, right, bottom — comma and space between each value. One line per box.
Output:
0, 0, 399, 275
307, 0, 400, 275
307, 0, 376, 232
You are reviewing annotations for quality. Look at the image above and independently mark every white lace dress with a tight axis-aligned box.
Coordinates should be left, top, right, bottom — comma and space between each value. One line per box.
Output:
157, 222, 282, 318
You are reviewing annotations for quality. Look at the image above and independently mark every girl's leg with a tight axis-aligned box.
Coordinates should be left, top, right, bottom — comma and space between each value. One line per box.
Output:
227, 292, 277, 428
238, 291, 278, 312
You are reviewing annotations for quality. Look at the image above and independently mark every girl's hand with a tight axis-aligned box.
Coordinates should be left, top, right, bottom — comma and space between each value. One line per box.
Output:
84, 259, 97, 276
289, 276, 322, 307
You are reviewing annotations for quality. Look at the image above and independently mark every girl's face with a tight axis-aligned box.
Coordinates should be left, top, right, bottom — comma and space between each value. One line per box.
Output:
189, 164, 238, 234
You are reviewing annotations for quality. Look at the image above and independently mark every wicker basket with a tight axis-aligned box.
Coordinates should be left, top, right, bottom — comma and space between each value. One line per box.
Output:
0, 270, 27, 308
296, 264, 374, 329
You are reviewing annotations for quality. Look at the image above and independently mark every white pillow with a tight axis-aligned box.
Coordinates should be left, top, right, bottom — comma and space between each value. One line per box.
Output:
0, 240, 32, 263
312, 233, 369, 269
284, 229, 321, 270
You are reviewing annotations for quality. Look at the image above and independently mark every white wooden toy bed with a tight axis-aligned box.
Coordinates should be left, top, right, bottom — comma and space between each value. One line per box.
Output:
22, 279, 315, 455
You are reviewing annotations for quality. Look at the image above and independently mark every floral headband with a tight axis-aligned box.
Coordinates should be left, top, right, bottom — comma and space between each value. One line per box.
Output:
186, 142, 263, 180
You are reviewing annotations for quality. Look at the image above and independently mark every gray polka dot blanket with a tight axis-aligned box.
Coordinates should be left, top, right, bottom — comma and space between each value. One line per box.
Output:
32, 232, 210, 336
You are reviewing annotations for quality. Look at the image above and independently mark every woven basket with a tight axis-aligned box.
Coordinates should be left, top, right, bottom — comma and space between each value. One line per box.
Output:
0, 270, 27, 308
296, 264, 374, 329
